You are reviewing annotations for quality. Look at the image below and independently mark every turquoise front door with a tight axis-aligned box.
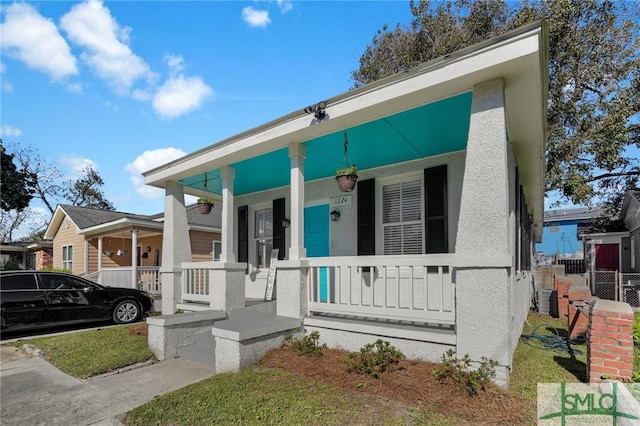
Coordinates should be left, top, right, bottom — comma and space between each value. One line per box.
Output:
304, 204, 329, 302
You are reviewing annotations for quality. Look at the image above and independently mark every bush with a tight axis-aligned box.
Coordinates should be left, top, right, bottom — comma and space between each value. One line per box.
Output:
343, 339, 404, 378
285, 329, 323, 356
38, 266, 72, 273
432, 349, 498, 396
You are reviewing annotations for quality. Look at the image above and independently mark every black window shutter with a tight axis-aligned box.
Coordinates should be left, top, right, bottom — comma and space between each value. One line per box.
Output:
424, 166, 448, 253
357, 178, 376, 255
237, 205, 248, 263
272, 198, 286, 260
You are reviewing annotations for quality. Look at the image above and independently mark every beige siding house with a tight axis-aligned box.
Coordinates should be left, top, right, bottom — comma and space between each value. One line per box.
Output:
44, 204, 222, 298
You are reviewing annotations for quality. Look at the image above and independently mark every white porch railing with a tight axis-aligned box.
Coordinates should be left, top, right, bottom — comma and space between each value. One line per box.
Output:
96, 267, 132, 288
306, 255, 456, 326
138, 266, 161, 294
85, 267, 161, 295
181, 262, 211, 302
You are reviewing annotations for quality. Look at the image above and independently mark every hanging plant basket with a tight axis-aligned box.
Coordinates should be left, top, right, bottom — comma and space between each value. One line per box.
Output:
335, 133, 358, 193
104, 250, 114, 258
336, 173, 358, 192
198, 202, 213, 214
197, 197, 214, 214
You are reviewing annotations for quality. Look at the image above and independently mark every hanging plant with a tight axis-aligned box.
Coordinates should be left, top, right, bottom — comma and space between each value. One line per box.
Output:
117, 233, 127, 256
336, 132, 358, 192
197, 196, 214, 214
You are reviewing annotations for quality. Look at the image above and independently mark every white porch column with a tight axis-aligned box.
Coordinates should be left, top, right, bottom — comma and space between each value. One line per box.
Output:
289, 143, 306, 260
131, 230, 138, 289
160, 181, 192, 315
454, 78, 512, 386
220, 166, 236, 263
97, 237, 103, 284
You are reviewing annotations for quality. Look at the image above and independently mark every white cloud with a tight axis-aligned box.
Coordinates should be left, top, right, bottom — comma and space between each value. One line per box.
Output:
60, 0, 153, 94
125, 147, 187, 199
164, 53, 185, 76
242, 6, 270, 27
152, 75, 213, 119
0, 62, 12, 92
277, 0, 293, 14
0, 2, 78, 81
0, 124, 22, 137
58, 154, 97, 178
66, 82, 84, 94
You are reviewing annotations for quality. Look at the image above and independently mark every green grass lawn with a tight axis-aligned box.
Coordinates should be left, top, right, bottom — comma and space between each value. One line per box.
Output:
6, 324, 153, 379
123, 366, 436, 426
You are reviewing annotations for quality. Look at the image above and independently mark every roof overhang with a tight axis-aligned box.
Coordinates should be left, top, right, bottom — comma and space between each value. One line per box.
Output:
144, 21, 548, 238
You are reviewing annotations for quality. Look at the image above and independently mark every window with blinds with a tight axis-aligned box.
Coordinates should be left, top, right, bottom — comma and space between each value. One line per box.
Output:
255, 208, 273, 268
382, 179, 423, 255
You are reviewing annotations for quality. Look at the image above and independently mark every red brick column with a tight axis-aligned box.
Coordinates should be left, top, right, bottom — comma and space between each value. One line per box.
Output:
555, 278, 571, 319
568, 285, 592, 340
587, 299, 634, 383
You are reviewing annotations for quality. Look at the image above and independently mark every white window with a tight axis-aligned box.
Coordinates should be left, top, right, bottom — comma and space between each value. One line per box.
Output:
382, 179, 423, 255
212, 241, 222, 261
62, 245, 73, 271
255, 208, 273, 268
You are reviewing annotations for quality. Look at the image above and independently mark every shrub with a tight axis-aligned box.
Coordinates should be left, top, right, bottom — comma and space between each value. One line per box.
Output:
38, 266, 72, 273
633, 314, 640, 344
285, 329, 323, 356
432, 349, 498, 396
343, 339, 404, 378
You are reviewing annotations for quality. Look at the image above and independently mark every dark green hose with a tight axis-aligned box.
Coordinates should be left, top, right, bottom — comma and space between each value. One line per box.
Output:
521, 323, 584, 356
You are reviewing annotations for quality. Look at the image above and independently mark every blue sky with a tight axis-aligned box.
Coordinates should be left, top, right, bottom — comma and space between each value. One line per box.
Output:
0, 0, 413, 237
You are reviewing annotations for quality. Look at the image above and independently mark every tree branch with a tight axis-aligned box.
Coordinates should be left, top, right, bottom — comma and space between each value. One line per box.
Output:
585, 170, 640, 183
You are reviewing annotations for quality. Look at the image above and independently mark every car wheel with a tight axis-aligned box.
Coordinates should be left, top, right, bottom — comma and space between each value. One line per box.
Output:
113, 300, 141, 324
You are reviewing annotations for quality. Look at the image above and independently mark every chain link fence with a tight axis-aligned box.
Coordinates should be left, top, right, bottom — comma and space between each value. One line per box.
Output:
621, 273, 640, 308
587, 271, 640, 308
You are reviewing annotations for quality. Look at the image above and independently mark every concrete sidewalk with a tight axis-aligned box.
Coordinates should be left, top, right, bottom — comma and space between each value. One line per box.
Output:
0, 345, 215, 425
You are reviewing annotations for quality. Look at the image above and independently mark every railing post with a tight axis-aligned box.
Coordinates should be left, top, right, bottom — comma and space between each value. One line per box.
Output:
210, 262, 245, 311
276, 260, 308, 319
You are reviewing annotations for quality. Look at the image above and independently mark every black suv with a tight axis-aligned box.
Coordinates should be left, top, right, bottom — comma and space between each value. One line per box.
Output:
0, 271, 154, 332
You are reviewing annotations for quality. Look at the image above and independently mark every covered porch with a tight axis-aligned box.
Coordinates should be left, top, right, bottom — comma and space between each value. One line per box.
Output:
144, 22, 548, 385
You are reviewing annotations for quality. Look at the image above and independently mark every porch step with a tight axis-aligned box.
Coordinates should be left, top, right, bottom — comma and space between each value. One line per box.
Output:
214, 301, 295, 340
176, 302, 211, 312
211, 303, 300, 373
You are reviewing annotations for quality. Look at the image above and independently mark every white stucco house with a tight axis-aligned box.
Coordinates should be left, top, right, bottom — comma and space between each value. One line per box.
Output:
143, 21, 548, 385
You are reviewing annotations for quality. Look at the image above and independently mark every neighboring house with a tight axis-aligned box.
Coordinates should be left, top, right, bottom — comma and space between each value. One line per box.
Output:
582, 189, 639, 274
621, 189, 640, 273
43, 204, 222, 295
536, 207, 601, 259
581, 190, 639, 303
0, 240, 53, 270
143, 22, 548, 385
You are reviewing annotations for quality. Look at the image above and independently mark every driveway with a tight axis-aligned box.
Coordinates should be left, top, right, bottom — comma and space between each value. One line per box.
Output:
0, 345, 215, 425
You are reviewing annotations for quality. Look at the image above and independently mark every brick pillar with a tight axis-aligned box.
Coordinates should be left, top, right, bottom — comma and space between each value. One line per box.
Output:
587, 299, 634, 383
567, 285, 591, 340
555, 278, 571, 319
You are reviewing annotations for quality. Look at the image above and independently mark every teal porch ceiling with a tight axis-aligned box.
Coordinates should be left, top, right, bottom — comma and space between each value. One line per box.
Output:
180, 92, 472, 196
